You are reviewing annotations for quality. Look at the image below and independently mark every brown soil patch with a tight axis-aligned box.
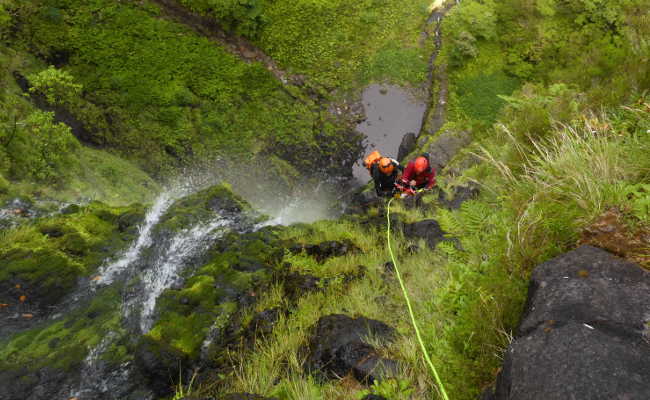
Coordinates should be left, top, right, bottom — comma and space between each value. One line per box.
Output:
579, 208, 650, 269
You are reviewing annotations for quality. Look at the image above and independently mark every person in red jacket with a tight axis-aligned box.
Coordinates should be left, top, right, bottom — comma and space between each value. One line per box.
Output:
397, 154, 436, 195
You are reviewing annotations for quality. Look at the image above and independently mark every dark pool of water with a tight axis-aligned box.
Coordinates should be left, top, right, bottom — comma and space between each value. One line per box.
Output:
353, 84, 426, 184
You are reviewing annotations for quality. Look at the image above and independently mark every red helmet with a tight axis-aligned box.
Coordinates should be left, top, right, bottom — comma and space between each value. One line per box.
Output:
414, 156, 429, 174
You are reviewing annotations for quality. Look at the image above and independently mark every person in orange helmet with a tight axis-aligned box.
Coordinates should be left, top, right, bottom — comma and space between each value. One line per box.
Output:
370, 156, 403, 197
397, 153, 436, 195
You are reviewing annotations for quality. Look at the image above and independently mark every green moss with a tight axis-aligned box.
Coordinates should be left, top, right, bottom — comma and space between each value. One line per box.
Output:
9, 0, 352, 178
147, 228, 283, 360
0, 287, 123, 372
0, 201, 144, 305
156, 184, 254, 233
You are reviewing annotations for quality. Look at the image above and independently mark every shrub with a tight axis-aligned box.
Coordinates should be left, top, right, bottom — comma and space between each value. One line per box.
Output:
27, 66, 83, 106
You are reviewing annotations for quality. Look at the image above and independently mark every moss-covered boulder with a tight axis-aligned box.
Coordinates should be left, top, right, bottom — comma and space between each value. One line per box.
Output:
154, 183, 260, 236
0, 202, 145, 310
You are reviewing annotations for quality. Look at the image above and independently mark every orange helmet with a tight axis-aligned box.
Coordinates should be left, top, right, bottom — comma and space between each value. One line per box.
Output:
364, 151, 381, 170
414, 156, 429, 174
378, 157, 394, 175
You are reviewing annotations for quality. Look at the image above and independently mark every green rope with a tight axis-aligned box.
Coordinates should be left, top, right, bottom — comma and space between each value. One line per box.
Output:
386, 197, 450, 400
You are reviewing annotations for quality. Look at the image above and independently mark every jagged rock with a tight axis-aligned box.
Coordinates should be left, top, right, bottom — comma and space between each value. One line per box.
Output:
283, 272, 323, 301
437, 183, 480, 210
397, 132, 417, 162
492, 245, 650, 400
426, 130, 472, 172
402, 219, 446, 249
303, 314, 397, 382
353, 356, 400, 384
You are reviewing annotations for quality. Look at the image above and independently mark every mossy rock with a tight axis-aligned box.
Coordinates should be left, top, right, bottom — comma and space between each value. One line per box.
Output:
145, 227, 285, 366
155, 184, 256, 235
0, 287, 123, 373
0, 202, 145, 308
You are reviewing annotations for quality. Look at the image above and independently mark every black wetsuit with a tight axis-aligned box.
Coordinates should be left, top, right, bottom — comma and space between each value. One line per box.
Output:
371, 161, 403, 197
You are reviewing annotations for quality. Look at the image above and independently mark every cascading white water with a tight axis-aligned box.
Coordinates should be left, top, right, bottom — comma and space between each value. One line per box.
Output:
96, 191, 177, 286
69, 333, 149, 400
138, 217, 232, 332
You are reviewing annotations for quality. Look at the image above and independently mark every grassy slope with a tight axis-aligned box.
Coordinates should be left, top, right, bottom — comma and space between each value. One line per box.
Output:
175, 0, 434, 91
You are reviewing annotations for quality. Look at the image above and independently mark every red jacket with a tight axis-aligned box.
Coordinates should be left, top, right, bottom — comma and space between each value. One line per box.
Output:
400, 160, 436, 189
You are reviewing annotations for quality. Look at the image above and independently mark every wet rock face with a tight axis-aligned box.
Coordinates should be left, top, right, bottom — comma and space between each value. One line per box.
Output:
303, 314, 398, 383
134, 335, 190, 398
397, 132, 417, 162
491, 245, 650, 400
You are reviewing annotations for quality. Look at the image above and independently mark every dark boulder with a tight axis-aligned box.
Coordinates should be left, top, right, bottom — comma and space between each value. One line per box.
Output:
402, 219, 446, 249
303, 314, 398, 383
493, 245, 650, 400
397, 132, 417, 162
290, 239, 360, 263
353, 356, 399, 384
283, 272, 323, 302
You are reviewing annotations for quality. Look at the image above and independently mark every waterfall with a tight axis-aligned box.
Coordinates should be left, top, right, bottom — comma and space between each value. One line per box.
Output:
137, 217, 232, 332
95, 191, 178, 286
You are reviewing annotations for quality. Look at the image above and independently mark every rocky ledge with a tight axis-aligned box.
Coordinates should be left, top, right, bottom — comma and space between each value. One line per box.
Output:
485, 245, 650, 400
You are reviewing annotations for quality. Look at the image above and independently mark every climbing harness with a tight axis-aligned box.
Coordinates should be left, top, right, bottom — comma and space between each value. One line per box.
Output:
386, 197, 450, 400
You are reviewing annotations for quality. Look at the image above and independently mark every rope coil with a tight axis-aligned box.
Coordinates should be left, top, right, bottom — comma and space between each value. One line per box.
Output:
386, 197, 450, 400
